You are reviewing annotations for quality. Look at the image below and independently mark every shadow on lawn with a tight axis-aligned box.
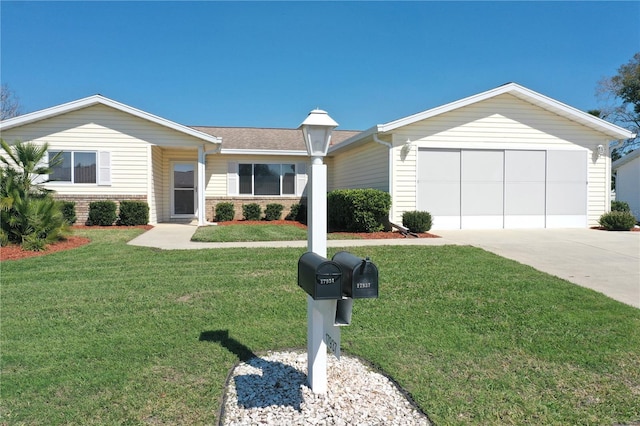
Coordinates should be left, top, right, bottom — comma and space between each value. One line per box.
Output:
199, 330, 305, 411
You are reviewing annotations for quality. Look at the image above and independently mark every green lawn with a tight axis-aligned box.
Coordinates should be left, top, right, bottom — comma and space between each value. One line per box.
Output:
191, 223, 360, 242
2, 228, 639, 425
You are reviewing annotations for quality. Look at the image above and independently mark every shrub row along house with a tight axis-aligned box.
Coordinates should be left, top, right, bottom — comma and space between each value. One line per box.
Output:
0, 83, 634, 229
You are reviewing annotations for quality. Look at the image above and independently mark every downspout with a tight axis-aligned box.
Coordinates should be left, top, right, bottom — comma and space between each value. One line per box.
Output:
372, 133, 394, 223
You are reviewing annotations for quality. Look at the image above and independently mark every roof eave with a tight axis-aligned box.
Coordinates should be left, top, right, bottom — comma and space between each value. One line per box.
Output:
376, 82, 636, 140
328, 126, 377, 153
0, 95, 222, 145
220, 149, 308, 156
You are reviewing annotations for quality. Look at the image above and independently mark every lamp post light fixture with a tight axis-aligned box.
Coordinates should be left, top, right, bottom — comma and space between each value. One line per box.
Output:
298, 108, 338, 394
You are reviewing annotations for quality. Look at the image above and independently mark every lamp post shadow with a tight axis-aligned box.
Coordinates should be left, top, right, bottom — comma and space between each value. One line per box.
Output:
199, 330, 305, 411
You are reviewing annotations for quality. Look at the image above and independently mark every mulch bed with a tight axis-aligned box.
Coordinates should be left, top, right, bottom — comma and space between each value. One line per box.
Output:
0, 225, 153, 262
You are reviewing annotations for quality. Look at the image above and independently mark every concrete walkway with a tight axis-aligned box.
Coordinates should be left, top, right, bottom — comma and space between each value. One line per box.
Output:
128, 225, 640, 308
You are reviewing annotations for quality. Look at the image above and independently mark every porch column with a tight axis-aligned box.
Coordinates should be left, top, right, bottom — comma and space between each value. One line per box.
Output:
198, 145, 206, 226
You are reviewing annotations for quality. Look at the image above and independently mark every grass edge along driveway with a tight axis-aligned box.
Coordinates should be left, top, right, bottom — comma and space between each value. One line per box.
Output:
1, 228, 639, 425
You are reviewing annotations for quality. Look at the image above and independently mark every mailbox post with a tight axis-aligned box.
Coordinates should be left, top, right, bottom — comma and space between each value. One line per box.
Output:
299, 109, 338, 394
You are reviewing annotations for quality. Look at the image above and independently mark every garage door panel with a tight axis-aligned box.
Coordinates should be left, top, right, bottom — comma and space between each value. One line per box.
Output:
505, 151, 546, 226
546, 150, 587, 227
417, 150, 461, 228
462, 182, 504, 215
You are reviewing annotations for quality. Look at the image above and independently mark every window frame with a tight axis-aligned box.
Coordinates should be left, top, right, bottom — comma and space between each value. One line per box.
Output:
238, 162, 297, 196
48, 150, 98, 185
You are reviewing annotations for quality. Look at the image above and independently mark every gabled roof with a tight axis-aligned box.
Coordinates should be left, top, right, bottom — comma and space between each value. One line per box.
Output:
192, 126, 360, 155
331, 83, 636, 152
0, 95, 222, 145
612, 149, 640, 170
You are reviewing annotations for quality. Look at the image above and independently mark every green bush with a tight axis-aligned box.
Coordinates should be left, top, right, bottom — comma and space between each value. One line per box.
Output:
87, 201, 117, 226
242, 203, 262, 221
264, 203, 284, 221
328, 189, 391, 233
57, 201, 77, 225
611, 200, 631, 212
1, 140, 69, 250
598, 211, 637, 231
286, 203, 307, 224
215, 202, 235, 222
402, 211, 433, 233
117, 200, 149, 226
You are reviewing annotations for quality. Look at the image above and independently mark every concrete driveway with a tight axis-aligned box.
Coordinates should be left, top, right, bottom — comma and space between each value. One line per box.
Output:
436, 229, 640, 308
129, 225, 639, 308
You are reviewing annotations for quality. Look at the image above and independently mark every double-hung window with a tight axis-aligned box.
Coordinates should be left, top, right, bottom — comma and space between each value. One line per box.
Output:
49, 151, 97, 184
238, 163, 296, 196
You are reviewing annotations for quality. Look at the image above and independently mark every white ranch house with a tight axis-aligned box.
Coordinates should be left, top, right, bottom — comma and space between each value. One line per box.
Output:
0, 83, 634, 229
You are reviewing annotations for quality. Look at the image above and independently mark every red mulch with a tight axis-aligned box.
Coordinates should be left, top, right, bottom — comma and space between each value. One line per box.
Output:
0, 225, 153, 262
591, 226, 640, 232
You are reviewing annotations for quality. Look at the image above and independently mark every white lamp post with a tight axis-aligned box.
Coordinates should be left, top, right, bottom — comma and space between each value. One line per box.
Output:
299, 109, 338, 394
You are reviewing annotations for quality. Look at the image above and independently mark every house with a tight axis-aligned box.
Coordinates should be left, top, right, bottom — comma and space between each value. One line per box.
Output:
612, 149, 640, 221
0, 83, 634, 229
328, 83, 635, 229
0, 95, 358, 225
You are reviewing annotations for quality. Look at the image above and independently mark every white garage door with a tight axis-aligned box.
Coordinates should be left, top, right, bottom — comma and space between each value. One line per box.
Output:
417, 149, 587, 229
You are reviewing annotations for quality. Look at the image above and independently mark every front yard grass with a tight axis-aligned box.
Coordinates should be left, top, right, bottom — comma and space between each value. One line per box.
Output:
191, 223, 360, 242
2, 228, 639, 425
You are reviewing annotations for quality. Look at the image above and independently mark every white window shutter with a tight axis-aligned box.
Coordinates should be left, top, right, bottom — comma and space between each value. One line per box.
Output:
227, 162, 238, 196
32, 150, 48, 185
296, 162, 308, 196
98, 151, 112, 186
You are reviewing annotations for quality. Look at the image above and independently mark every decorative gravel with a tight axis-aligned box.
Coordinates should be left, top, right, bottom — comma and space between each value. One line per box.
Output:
220, 350, 430, 425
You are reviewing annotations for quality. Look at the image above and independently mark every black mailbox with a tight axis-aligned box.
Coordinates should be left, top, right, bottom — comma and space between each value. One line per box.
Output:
332, 251, 379, 299
298, 252, 343, 300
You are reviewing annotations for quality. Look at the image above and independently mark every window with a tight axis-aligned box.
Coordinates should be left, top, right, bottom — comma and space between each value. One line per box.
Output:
238, 163, 296, 196
49, 151, 97, 184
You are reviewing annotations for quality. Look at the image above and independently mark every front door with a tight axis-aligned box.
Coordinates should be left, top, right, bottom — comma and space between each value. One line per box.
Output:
172, 162, 196, 217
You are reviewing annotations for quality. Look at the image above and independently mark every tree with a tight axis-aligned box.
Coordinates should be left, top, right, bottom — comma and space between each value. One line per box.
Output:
0, 140, 68, 250
1, 84, 22, 120
597, 53, 640, 155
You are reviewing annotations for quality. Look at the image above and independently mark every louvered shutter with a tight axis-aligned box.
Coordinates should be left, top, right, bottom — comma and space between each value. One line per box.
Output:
227, 162, 238, 195
296, 162, 308, 196
98, 151, 111, 185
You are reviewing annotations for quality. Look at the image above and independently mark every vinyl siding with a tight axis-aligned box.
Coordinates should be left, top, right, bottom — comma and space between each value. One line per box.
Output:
328, 140, 388, 192
206, 154, 310, 197
389, 94, 613, 226
1, 104, 211, 199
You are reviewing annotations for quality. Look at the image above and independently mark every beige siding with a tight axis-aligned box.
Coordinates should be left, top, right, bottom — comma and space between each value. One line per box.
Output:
1, 104, 209, 199
390, 94, 614, 226
390, 136, 417, 222
328, 140, 388, 192
205, 154, 308, 197
150, 146, 164, 223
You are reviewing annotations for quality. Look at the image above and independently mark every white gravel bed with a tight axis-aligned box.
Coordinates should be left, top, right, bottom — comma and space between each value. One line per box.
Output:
221, 350, 430, 425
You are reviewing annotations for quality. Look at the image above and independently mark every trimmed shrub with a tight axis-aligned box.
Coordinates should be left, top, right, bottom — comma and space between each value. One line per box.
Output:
215, 202, 235, 222
117, 200, 149, 226
57, 201, 77, 225
402, 210, 433, 233
286, 203, 307, 224
264, 203, 284, 221
328, 189, 391, 233
242, 203, 262, 221
611, 200, 631, 212
87, 201, 117, 226
598, 211, 637, 231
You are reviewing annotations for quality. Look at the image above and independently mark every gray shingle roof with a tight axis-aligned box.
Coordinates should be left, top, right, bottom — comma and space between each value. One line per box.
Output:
190, 126, 361, 151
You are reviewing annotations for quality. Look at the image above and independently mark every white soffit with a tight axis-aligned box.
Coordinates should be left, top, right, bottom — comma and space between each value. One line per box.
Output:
377, 83, 636, 140
0, 95, 222, 145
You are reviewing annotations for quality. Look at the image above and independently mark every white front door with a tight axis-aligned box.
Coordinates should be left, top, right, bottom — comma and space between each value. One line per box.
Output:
171, 162, 196, 217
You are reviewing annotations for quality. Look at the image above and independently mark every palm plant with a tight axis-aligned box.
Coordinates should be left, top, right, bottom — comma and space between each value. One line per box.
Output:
0, 139, 68, 250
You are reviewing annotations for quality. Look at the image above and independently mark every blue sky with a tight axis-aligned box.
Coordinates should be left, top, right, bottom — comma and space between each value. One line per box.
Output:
1, 1, 638, 131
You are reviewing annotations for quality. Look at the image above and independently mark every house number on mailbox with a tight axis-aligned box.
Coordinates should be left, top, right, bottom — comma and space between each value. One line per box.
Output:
319, 278, 335, 285
324, 332, 338, 354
